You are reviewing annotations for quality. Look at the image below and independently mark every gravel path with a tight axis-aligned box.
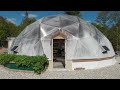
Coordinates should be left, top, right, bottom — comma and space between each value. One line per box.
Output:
0, 57, 120, 79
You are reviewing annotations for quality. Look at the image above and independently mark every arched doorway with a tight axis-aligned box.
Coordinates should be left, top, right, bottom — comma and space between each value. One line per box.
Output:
52, 32, 66, 68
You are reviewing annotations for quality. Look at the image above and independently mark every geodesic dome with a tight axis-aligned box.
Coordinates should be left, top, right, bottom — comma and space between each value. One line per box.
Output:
10, 14, 115, 61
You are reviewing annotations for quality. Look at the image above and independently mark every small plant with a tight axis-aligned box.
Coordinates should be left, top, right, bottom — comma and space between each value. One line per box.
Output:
31, 55, 49, 74
0, 54, 49, 74
0, 54, 15, 65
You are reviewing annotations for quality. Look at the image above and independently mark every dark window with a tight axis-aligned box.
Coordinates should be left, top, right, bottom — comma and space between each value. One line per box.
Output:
11, 46, 18, 51
102, 51, 107, 54
102, 46, 110, 51
13, 51, 18, 54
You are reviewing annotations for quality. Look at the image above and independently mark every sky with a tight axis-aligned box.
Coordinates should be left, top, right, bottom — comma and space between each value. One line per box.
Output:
0, 11, 98, 25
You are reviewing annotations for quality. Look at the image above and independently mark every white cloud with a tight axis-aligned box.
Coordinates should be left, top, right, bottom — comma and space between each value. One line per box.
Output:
87, 20, 92, 23
29, 14, 38, 18
22, 14, 38, 18
6, 18, 16, 24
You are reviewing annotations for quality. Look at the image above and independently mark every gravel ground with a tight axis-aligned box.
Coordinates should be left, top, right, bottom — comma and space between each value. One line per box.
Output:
0, 57, 120, 79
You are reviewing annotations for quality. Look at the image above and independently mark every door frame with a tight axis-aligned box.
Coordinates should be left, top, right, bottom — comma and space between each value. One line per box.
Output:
52, 38, 66, 68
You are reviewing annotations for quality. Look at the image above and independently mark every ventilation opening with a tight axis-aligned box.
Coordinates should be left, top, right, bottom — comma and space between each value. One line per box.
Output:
11, 46, 18, 54
102, 46, 110, 51
11, 46, 18, 51
102, 46, 110, 54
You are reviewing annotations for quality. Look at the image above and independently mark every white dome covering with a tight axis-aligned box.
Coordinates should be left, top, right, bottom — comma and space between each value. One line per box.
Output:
10, 14, 115, 62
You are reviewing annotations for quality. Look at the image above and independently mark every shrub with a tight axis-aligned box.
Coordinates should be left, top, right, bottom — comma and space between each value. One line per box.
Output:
0, 54, 49, 74
0, 54, 15, 65
13, 55, 31, 67
31, 55, 49, 74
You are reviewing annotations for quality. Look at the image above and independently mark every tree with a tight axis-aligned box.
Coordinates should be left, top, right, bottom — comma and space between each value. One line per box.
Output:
109, 11, 120, 26
91, 22, 107, 31
0, 16, 17, 47
108, 11, 120, 51
19, 11, 36, 31
19, 17, 36, 30
96, 11, 110, 29
96, 11, 120, 28
0, 11, 37, 47
0, 16, 9, 40
64, 11, 82, 17
0, 30, 6, 47
94, 11, 120, 52
0, 16, 10, 47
